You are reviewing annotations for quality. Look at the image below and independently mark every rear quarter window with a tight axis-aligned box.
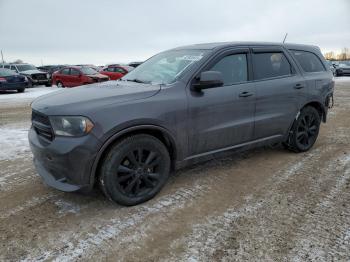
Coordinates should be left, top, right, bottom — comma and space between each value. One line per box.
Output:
290, 50, 325, 73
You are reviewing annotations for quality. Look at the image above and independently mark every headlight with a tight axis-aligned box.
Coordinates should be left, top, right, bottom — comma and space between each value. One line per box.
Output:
50, 116, 94, 137
23, 76, 28, 82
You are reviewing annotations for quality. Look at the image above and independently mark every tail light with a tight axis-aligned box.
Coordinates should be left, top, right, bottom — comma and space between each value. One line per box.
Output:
0, 77, 7, 82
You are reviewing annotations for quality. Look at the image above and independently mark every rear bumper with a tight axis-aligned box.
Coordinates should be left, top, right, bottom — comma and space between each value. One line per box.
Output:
0, 82, 28, 90
29, 127, 102, 192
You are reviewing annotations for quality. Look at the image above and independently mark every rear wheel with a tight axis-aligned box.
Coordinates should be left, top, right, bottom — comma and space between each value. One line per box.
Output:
17, 88, 25, 93
284, 106, 321, 152
99, 134, 170, 206
56, 81, 64, 88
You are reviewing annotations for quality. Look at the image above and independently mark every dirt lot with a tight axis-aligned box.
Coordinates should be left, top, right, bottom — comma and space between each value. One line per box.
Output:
0, 79, 349, 261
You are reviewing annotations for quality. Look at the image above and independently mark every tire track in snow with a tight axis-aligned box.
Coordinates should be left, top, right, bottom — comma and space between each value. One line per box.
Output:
289, 155, 350, 262
21, 174, 218, 261
168, 144, 341, 261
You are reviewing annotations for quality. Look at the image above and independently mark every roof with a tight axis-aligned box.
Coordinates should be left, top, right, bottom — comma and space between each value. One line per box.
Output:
171, 41, 320, 52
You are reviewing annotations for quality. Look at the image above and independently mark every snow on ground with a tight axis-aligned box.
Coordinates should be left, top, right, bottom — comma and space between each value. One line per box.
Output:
0, 126, 31, 161
335, 76, 350, 83
0, 86, 60, 104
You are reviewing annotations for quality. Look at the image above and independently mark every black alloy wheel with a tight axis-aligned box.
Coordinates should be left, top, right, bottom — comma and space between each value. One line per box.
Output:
100, 134, 170, 206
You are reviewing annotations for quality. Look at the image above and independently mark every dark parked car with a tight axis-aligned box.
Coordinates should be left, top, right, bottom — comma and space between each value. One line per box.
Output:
37, 65, 66, 83
128, 61, 143, 68
335, 61, 350, 76
0, 68, 28, 93
29, 42, 334, 206
52, 66, 109, 88
3, 63, 51, 87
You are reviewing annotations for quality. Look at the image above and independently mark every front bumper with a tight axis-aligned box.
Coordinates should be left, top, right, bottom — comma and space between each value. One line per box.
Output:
29, 127, 102, 192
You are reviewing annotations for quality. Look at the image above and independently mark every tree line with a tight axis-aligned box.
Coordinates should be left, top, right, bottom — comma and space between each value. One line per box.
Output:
324, 47, 350, 61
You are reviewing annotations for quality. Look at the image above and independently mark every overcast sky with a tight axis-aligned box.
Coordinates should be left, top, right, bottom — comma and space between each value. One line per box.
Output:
0, 0, 349, 66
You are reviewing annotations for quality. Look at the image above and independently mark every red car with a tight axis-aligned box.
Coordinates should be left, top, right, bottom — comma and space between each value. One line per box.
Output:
100, 65, 134, 80
52, 66, 109, 88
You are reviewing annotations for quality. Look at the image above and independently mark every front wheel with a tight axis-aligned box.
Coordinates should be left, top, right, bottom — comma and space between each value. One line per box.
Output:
56, 81, 64, 88
17, 88, 25, 93
284, 106, 321, 152
99, 134, 171, 206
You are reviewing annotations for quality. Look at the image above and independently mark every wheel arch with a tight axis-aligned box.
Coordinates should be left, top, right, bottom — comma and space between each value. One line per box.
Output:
89, 125, 178, 188
302, 101, 326, 123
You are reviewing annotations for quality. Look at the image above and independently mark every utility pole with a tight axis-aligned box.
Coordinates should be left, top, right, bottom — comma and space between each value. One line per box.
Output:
1, 50, 4, 68
283, 33, 288, 43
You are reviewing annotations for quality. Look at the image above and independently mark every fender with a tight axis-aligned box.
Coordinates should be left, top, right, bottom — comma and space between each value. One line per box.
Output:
88, 124, 178, 188
284, 100, 327, 143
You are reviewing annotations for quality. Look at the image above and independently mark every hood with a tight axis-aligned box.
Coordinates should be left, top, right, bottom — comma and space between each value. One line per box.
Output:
31, 80, 161, 115
86, 73, 108, 79
20, 69, 46, 75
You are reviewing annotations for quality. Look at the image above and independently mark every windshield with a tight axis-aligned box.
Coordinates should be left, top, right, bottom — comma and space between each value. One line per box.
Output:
16, 64, 37, 72
0, 68, 18, 77
80, 67, 98, 75
122, 49, 208, 84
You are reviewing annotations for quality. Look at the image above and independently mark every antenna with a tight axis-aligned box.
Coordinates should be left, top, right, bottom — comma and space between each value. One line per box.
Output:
1, 50, 4, 67
283, 33, 288, 43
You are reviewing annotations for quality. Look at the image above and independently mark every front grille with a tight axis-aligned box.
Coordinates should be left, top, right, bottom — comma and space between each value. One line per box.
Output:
32, 74, 47, 80
32, 111, 54, 141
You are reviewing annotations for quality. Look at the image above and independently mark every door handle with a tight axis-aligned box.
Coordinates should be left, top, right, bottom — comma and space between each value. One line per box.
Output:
239, 91, 254, 97
294, 83, 305, 89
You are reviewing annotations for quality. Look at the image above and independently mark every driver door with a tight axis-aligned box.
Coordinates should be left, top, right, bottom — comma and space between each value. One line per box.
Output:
187, 49, 256, 156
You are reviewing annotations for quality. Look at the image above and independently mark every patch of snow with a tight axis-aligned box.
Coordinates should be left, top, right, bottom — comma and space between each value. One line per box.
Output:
0, 86, 59, 103
54, 199, 82, 216
0, 127, 31, 160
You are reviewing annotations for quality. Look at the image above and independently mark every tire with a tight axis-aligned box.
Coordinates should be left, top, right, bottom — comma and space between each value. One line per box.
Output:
284, 106, 321, 153
27, 79, 33, 88
17, 88, 25, 93
56, 81, 64, 88
45, 82, 52, 87
99, 134, 171, 206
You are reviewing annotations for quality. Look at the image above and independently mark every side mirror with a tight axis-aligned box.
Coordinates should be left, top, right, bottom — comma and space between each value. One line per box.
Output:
192, 71, 224, 91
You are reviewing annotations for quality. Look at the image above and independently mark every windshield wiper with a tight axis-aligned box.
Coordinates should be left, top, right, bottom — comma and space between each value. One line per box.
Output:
126, 79, 151, 84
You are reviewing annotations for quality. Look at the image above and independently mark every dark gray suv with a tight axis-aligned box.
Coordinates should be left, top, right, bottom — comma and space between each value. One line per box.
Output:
29, 42, 334, 206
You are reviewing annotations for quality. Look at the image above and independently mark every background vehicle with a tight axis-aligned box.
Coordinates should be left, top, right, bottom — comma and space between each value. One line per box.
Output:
37, 65, 66, 85
128, 61, 143, 68
52, 66, 109, 88
335, 61, 350, 76
29, 42, 334, 206
3, 63, 51, 87
100, 65, 134, 80
0, 68, 28, 93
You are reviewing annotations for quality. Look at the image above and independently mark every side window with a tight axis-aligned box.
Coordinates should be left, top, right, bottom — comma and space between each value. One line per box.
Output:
107, 67, 115, 72
61, 68, 70, 75
4, 65, 10, 69
253, 52, 292, 80
10, 66, 17, 72
209, 54, 248, 85
290, 50, 325, 73
70, 69, 80, 76
115, 67, 126, 73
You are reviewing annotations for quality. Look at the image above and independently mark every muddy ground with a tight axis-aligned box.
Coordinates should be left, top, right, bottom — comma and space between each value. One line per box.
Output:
0, 80, 349, 261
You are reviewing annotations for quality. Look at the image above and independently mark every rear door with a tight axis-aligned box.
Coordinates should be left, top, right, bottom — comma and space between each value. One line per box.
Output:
252, 47, 306, 140
69, 68, 82, 86
187, 48, 256, 156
